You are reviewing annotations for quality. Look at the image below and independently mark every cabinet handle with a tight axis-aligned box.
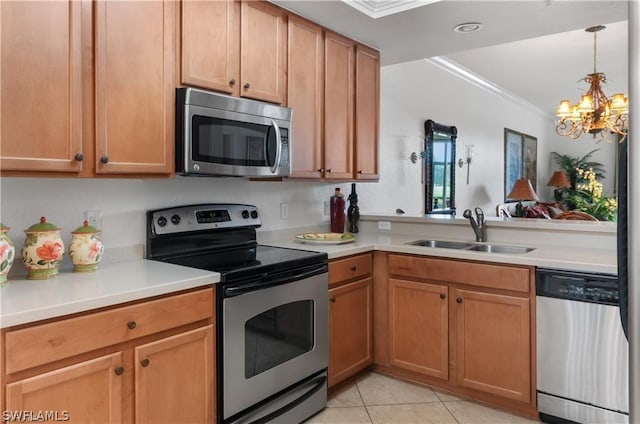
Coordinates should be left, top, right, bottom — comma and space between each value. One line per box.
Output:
114, 367, 124, 376
329, 296, 336, 303
440, 293, 446, 299
127, 321, 137, 330
350, 266, 357, 272
317, 168, 324, 173
358, 170, 363, 174
100, 156, 109, 164
229, 79, 236, 86
140, 358, 150, 367
74, 153, 84, 162
326, 168, 332, 173
456, 297, 463, 304
244, 83, 250, 90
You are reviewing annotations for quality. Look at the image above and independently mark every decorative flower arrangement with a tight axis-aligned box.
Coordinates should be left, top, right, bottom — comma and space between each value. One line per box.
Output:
566, 167, 618, 221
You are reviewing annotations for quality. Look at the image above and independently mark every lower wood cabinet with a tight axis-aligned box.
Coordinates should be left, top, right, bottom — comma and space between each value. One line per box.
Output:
2, 288, 215, 424
6, 353, 123, 423
380, 253, 536, 416
328, 254, 373, 387
388, 279, 448, 380
136, 325, 215, 423
454, 288, 530, 402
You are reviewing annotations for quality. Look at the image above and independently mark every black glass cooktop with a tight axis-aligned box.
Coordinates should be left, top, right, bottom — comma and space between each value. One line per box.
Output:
160, 244, 327, 283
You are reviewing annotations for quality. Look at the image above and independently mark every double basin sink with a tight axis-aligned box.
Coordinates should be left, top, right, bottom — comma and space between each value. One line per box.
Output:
406, 239, 535, 254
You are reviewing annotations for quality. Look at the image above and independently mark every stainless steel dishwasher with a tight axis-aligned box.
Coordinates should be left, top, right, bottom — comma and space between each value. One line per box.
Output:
536, 268, 628, 424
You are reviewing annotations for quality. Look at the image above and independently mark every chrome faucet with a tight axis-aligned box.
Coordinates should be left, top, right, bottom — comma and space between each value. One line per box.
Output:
463, 207, 486, 242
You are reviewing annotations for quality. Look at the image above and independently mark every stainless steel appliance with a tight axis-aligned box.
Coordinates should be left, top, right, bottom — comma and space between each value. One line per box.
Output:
536, 268, 629, 423
146, 204, 328, 423
176, 87, 292, 178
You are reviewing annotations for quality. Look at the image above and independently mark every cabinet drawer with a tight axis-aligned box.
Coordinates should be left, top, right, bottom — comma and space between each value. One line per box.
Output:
5, 288, 213, 374
388, 254, 530, 293
329, 254, 372, 286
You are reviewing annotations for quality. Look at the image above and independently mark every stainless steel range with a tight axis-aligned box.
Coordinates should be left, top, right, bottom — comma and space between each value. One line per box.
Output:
146, 204, 328, 423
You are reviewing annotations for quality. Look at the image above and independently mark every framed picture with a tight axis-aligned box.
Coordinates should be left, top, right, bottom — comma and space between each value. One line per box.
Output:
504, 128, 538, 201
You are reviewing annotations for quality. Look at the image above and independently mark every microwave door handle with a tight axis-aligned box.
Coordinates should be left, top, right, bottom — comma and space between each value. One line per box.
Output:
270, 119, 282, 174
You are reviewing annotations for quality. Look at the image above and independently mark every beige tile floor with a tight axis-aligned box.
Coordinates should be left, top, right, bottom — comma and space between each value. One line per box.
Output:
305, 372, 542, 424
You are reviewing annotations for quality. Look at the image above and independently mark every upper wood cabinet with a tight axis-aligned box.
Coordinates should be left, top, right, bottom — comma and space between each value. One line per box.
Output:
355, 44, 380, 180
180, 0, 285, 104
240, 1, 286, 104
287, 15, 324, 179
0, 0, 83, 172
180, 0, 240, 95
323, 31, 355, 180
94, 0, 175, 174
0, 0, 175, 176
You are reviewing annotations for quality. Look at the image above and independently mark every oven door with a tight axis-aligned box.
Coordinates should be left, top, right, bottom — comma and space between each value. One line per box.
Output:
222, 269, 328, 420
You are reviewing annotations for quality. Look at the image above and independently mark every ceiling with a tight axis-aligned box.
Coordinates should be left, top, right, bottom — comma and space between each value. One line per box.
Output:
271, 0, 629, 117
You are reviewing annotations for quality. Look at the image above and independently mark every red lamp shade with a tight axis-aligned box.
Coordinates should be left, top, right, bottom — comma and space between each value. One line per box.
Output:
546, 171, 571, 188
507, 179, 539, 201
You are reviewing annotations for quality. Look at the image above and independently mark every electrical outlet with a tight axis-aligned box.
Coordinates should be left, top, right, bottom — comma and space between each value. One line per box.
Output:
84, 210, 103, 230
378, 221, 391, 230
280, 203, 289, 219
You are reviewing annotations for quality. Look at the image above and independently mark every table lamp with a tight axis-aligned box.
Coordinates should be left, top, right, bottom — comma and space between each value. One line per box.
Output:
507, 179, 538, 217
546, 171, 571, 201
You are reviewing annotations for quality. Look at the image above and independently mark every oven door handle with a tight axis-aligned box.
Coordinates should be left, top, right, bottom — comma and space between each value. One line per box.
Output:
224, 266, 327, 297
249, 373, 327, 424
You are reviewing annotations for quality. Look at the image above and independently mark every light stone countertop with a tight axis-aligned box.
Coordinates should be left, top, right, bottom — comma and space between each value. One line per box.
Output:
0, 259, 219, 329
262, 230, 617, 275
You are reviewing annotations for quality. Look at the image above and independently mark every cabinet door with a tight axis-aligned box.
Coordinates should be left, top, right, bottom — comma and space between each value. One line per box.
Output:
240, 1, 286, 104
95, 0, 175, 174
329, 278, 373, 387
0, 0, 83, 172
354, 44, 379, 180
135, 325, 215, 424
324, 31, 354, 180
6, 353, 123, 423
389, 279, 448, 380
181, 0, 239, 95
454, 289, 530, 402
287, 15, 324, 179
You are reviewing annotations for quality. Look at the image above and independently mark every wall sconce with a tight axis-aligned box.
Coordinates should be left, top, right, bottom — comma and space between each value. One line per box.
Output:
457, 144, 474, 184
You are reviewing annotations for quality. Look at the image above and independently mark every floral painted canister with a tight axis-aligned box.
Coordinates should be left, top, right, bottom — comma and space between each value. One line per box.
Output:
22, 217, 64, 280
0, 224, 15, 285
69, 220, 104, 272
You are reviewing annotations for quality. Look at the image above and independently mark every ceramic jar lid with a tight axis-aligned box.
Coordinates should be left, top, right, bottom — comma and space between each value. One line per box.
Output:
0, 223, 9, 231
25, 217, 60, 233
72, 220, 100, 234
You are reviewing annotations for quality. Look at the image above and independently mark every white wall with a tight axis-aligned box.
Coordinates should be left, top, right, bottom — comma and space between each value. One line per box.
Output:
357, 58, 618, 216
0, 176, 350, 257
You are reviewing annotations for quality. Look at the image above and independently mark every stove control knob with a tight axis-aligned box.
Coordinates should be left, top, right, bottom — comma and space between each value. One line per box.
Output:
251, 210, 258, 219
157, 216, 167, 227
171, 214, 181, 225
241, 210, 250, 219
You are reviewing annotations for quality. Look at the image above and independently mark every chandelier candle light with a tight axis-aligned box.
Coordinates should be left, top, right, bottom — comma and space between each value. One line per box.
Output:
555, 25, 628, 143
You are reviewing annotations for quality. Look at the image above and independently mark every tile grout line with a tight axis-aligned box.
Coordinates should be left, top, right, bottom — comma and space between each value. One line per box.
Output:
354, 376, 375, 424
440, 399, 463, 424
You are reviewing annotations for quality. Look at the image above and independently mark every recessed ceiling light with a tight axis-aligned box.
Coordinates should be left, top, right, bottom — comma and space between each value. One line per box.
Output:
453, 22, 484, 33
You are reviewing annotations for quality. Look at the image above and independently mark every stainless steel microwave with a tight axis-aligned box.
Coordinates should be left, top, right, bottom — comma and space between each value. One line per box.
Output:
176, 87, 292, 177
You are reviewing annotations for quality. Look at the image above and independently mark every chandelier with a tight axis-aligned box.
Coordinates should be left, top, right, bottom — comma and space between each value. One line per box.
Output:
555, 25, 628, 143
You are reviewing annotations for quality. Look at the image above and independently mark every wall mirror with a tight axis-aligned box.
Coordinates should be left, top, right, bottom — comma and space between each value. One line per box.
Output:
424, 119, 457, 215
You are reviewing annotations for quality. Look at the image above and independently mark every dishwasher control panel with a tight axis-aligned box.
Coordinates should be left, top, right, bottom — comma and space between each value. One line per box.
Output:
536, 269, 619, 305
